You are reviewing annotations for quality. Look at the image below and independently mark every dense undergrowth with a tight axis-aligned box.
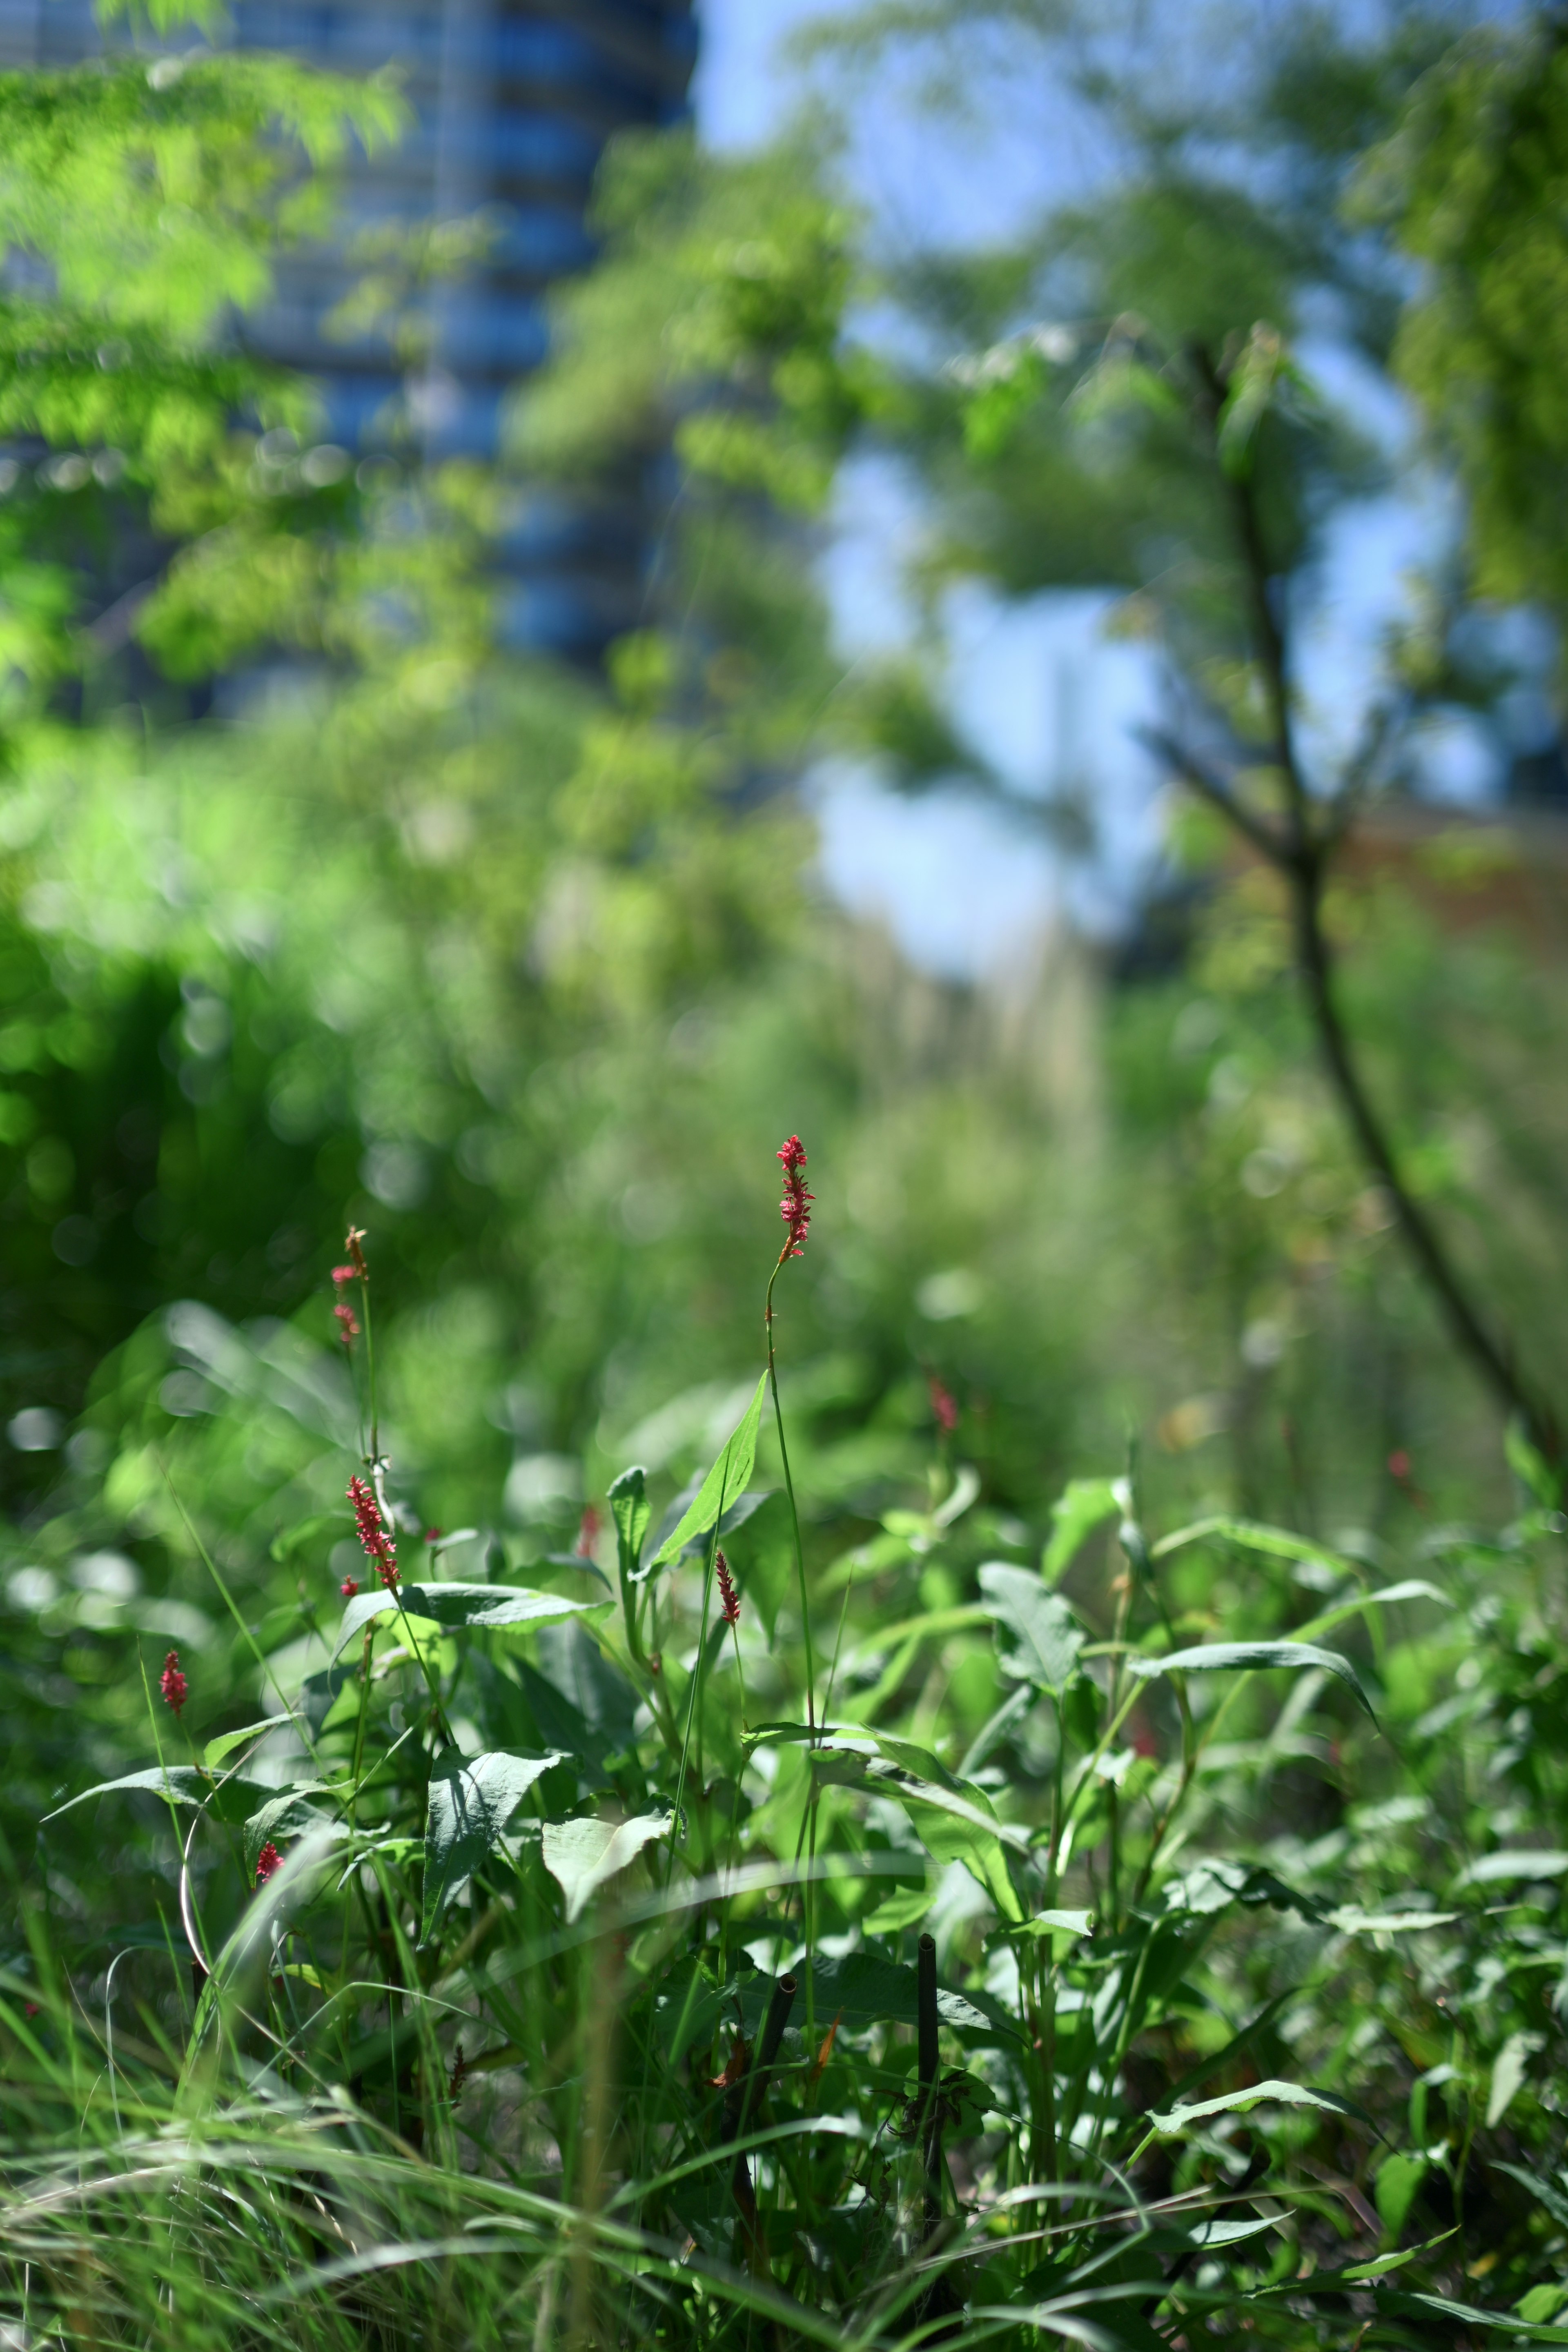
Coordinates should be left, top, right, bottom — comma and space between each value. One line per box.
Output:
4, 1143, 1568, 2349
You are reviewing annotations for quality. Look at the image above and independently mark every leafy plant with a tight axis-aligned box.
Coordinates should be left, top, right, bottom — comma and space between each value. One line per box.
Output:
8, 1134, 1567, 2347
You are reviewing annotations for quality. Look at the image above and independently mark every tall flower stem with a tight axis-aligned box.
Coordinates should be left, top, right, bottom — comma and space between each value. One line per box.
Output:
765, 1254, 815, 1737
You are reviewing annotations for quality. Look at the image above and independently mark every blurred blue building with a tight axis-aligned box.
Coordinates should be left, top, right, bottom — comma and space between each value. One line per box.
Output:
0, 0, 698, 657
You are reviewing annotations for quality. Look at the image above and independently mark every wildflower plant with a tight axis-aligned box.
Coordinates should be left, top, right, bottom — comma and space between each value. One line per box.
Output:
4, 1142, 1563, 2350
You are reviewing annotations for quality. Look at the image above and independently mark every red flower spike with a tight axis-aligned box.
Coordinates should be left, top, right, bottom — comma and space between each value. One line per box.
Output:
340, 1574, 360, 1599
775, 1134, 813, 1260
347, 1472, 399, 1588
254, 1841, 283, 1885
717, 1549, 740, 1628
330, 1265, 357, 1288
927, 1374, 959, 1436
333, 1300, 360, 1345
426, 1528, 443, 1544
575, 1504, 602, 1559
159, 1650, 187, 1716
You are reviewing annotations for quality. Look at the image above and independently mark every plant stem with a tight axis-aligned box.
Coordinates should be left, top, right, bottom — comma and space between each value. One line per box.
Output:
1169, 340, 1562, 1462
765, 1255, 816, 1734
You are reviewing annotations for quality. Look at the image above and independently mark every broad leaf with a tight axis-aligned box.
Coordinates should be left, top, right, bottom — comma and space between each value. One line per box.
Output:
895, 1790, 1027, 1924
978, 1564, 1083, 1694
421, 1748, 565, 1944
644, 1372, 768, 1573
1128, 1639, 1375, 1719
516, 1624, 637, 1780
542, 1811, 670, 1923
243, 1787, 339, 1878
331, 1580, 609, 1660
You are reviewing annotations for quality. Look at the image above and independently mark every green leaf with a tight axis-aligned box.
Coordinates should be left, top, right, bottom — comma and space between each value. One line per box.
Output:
1457, 1849, 1568, 1887
44, 1766, 265, 1822
1128, 1639, 1375, 1719
420, 1748, 566, 1945
1375, 2151, 1428, 2241
1149, 1516, 1363, 1582
1506, 1419, 1562, 1508
1148, 2078, 1373, 2134
1497, 2162, 1568, 2237
800, 1950, 1014, 2041
330, 1581, 609, 1660
895, 1789, 1027, 1924
644, 1371, 767, 1573
243, 1788, 339, 1878
1297, 1579, 1453, 1640
608, 1464, 651, 1586
978, 1563, 1084, 1693
541, 1811, 670, 1924
204, 1716, 292, 1769
1042, 1478, 1120, 1583
1325, 1906, 1459, 1934
1397, 2292, 1568, 2344
1488, 2029, 1545, 2127
1014, 1908, 1095, 1939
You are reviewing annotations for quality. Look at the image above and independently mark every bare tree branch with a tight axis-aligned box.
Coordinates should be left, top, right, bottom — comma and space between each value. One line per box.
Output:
1167, 343, 1562, 1461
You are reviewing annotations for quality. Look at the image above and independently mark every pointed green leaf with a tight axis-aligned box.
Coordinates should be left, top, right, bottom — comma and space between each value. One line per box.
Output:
645, 1372, 768, 1573
45, 1766, 266, 1822
608, 1464, 651, 1586
1149, 2078, 1372, 2134
205, 1716, 292, 1770
1149, 1515, 1362, 1582
420, 1748, 566, 1944
1128, 1639, 1375, 1719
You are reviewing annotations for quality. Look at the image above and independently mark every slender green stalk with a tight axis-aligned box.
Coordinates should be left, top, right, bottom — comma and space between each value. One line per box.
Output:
765, 1252, 815, 1735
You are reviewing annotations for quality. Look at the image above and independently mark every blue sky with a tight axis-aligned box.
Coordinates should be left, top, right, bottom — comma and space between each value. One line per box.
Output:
688, 2, 1514, 977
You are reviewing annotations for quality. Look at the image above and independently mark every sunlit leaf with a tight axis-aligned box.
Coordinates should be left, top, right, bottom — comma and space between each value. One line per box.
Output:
644, 1371, 767, 1573
541, 1811, 670, 1923
204, 1716, 292, 1769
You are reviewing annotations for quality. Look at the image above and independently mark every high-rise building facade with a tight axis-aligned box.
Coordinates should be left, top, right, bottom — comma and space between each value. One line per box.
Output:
0, 0, 698, 657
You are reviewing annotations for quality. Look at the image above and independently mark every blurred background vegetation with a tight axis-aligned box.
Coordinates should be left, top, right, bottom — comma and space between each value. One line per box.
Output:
4, 0, 1568, 1900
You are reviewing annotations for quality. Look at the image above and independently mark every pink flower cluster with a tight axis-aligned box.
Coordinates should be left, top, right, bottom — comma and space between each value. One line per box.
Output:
159, 1649, 187, 1716
255, 1840, 283, 1885
717, 1549, 740, 1628
330, 1227, 368, 1347
776, 1136, 813, 1261
928, 1373, 959, 1436
348, 1472, 399, 1588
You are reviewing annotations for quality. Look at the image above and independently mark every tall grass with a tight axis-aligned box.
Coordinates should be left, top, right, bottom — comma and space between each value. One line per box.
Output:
4, 1141, 1568, 2347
